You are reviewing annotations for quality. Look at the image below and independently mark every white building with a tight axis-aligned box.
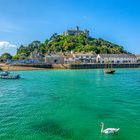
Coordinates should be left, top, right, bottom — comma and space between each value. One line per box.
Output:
63, 52, 97, 64
63, 53, 75, 64
73, 53, 97, 64
136, 54, 140, 62
96, 54, 137, 64
30, 50, 42, 59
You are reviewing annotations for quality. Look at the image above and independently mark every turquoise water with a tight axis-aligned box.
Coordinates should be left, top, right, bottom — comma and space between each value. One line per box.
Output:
0, 69, 140, 140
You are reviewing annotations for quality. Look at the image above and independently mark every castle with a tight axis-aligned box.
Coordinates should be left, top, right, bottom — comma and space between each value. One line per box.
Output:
63, 26, 89, 37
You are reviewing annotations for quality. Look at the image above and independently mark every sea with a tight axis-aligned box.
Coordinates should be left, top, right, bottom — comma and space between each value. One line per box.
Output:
0, 69, 140, 140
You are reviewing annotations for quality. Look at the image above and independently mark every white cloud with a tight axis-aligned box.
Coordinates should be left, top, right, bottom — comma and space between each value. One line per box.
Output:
0, 41, 18, 56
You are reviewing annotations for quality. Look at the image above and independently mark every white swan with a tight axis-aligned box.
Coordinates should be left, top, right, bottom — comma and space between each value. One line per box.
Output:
100, 122, 120, 134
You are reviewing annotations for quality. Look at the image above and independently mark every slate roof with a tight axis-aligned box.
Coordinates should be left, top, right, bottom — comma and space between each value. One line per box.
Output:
99, 54, 136, 58
46, 53, 63, 57
73, 53, 97, 57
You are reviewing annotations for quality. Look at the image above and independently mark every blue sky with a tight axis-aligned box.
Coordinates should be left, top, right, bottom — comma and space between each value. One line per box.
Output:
0, 0, 140, 55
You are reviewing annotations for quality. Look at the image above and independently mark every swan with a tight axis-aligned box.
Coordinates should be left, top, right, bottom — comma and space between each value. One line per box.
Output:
100, 122, 120, 135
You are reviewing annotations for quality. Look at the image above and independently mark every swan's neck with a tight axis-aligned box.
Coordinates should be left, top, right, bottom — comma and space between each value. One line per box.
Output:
101, 124, 104, 133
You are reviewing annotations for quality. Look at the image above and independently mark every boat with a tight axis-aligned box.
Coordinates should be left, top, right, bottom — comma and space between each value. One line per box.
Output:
0, 66, 20, 79
0, 71, 20, 79
104, 62, 115, 74
104, 69, 115, 74
0, 74, 20, 79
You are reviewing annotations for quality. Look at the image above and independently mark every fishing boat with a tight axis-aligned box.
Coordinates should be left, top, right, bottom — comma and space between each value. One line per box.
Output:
104, 61, 115, 74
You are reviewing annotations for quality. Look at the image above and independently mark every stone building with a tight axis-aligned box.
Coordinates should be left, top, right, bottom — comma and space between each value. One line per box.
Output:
64, 26, 89, 37
45, 53, 64, 64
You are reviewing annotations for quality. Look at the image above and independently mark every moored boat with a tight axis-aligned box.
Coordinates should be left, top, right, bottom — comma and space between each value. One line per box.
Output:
104, 61, 116, 74
0, 71, 20, 79
104, 69, 115, 74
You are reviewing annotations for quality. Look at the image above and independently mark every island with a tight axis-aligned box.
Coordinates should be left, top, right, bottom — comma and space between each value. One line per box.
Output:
0, 27, 139, 70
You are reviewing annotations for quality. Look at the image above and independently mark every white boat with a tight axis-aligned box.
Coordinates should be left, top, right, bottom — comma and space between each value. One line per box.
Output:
0, 71, 20, 79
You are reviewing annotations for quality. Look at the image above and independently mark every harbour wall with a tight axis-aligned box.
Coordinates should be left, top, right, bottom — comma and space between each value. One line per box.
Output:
9, 63, 140, 70
69, 63, 140, 69
10, 63, 52, 68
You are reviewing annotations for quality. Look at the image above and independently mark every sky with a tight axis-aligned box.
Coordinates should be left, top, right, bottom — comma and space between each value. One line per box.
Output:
0, 0, 140, 55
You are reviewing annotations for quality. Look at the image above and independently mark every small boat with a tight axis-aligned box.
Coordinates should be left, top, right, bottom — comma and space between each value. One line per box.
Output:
104, 62, 115, 74
104, 69, 115, 74
0, 71, 20, 79
0, 71, 9, 76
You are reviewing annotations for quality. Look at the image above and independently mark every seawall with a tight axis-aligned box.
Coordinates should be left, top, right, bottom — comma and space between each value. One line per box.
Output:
69, 63, 140, 69
7, 63, 140, 70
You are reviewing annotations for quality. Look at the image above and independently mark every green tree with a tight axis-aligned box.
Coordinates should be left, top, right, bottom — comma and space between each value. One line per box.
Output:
12, 54, 20, 60
14, 31, 129, 56
1, 53, 12, 60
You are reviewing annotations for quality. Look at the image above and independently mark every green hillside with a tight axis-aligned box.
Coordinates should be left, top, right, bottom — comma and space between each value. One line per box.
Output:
14, 33, 129, 59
